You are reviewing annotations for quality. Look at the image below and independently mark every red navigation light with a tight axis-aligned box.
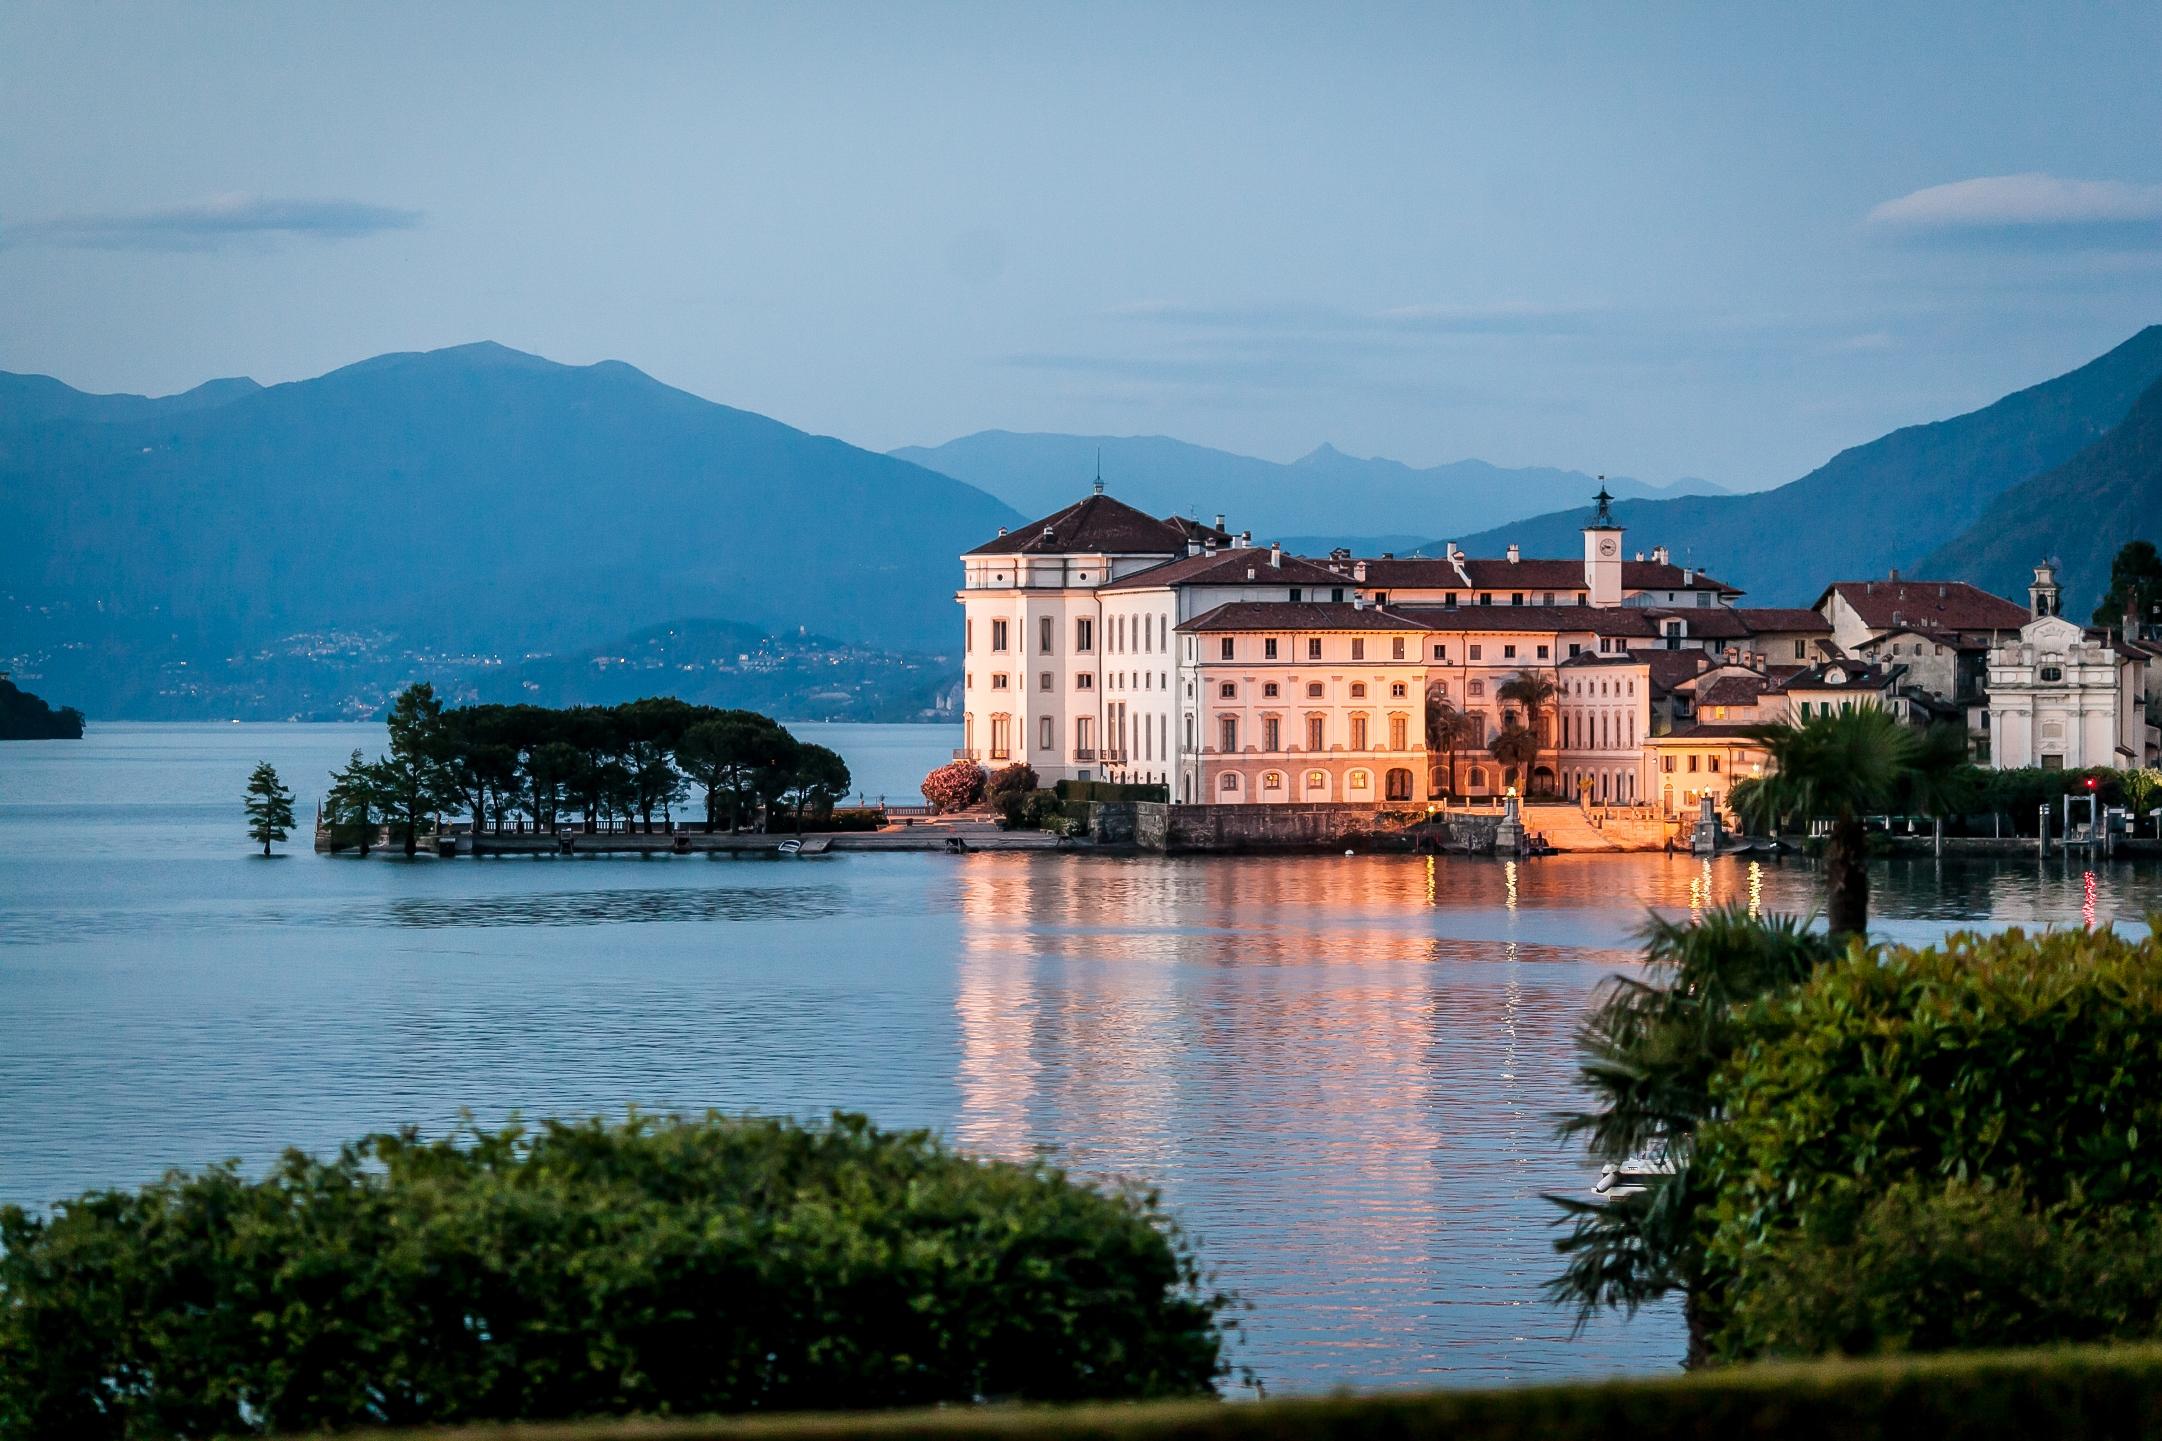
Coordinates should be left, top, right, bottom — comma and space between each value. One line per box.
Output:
2085, 777, 2100, 791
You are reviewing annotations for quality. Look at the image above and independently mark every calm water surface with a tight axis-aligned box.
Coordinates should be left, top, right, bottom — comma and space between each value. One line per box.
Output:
4, 723, 2160, 1393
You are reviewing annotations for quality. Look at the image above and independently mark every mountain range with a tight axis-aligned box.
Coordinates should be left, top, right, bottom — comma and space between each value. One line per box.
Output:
1447, 325, 2162, 612
890, 431, 1725, 543
6, 327, 2159, 720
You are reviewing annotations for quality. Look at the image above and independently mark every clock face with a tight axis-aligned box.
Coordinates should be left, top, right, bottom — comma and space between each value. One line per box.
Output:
1599, 538, 1618, 557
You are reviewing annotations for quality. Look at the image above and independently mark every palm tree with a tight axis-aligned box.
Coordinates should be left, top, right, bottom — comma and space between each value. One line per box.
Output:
1731, 707, 1970, 943
1548, 907, 1836, 1363
1424, 688, 1473, 797
1498, 671, 1559, 796
1488, 724, 1539, 791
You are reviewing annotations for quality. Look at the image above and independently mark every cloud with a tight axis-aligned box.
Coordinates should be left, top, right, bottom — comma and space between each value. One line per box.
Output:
1, 194, 422, 251
1866, 174, 2162, 244
1108, 298, 1603, 336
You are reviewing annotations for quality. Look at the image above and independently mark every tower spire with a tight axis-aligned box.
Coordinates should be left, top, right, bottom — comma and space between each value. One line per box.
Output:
1092, 447, 1104, 496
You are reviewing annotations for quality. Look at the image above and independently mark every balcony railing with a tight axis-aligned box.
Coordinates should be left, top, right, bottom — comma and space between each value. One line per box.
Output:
1071, 747, 1098, 762
952, 748, 979, 761
1100, 748, 1128, 763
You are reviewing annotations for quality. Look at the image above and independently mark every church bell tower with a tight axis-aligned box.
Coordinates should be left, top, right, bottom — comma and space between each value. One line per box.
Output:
1583, 483, 1624, 608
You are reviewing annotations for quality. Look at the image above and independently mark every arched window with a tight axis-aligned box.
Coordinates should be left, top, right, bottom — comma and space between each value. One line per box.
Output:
1305, 769, 1327, 790
1348, 769, 1371, 790
1350, 682, 1368, 698
1262, 771, 1284, 792
1385, 767, 1414, 801
1468, 765, 1487, 789
1219, 772, 1241, 793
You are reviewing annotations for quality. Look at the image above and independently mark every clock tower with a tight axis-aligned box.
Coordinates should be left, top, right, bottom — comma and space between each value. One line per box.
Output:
1583, 484, 1623, 608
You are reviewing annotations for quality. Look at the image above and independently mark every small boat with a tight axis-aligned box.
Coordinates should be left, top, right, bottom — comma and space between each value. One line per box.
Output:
776, 839, 803, 856
1594, 1146, 1677, 1198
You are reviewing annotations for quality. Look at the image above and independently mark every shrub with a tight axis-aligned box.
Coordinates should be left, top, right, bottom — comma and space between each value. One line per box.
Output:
985, 763, 1038, 804
1697, 921, 2162, 1358
920, 760, 986, 813
0, 1113, 1232, 1437
996, 790, 1066, 831
1718, 1180, 2162, 1360
1053, 780, 1168, 804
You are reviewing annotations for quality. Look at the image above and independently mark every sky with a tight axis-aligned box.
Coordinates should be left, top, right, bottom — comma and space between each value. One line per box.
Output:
3, 2, 2161, 490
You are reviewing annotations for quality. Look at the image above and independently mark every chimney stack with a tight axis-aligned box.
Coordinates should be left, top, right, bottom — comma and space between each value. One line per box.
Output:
1506, 543, 1521, 564
1187, 538, 1202, 557
1204, 535, 1217, 556
1239, 530, 1252, 548
1269, 542, 1283, 568
1215, 513, 1227, 531
1652, 545, 1670, 565
1353, 560, 1368, 582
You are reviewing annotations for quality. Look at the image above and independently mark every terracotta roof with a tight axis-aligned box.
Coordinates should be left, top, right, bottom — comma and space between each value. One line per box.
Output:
1355, 555, 1739, 595
965, 493, 1227, 557
1390, 604, 1657, 636
1731, 607, 1833, 634
1180, 602, 1427, 633
1559, 653, 1650, 669
1815, 580, 2028, 633
1695, 675, 1771, 708
1642, 649, 1715, 696
1103, 547, 1345, 592
1776, 661, 1903, 692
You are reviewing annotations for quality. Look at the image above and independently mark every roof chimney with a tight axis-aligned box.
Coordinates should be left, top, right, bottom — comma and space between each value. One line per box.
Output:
996, 526, 1007, 537
1239, 530, 1252, 548
1187, 537, 1202, 557
1506, 543, 1521, 563
1889, 567, 1900, 583
1269, 542, 1283, 568
1353, 560, 1368, 582
1041, 525, 1055, 543
1682, 567, 1693, 585
1246, 566, 1256, 581
1447, 541, 1462, 561
1652, 545, 1670, 565
1203, 535, 1217, 556
1214, 513, 1227, 531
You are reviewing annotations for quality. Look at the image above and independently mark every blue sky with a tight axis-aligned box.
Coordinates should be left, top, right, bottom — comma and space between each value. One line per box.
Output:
3, 2, 2159, 489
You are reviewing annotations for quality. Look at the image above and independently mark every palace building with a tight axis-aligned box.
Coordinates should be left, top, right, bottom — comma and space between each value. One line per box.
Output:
956, 483, 2159, 818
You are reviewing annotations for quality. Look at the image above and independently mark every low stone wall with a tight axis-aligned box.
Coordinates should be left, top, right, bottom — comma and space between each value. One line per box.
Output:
1133, 802, 1428, 854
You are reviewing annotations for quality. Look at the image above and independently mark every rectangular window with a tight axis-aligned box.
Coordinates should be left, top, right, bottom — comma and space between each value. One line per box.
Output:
1469, 644, 1483, 661
1390, 714, 1407, 749
1265, 638, 1279, 660
1075, 618, 1094, 652
1434, 644, 1448, 660
966, 619, 974, 652
1687, 754, 1699, 773
991, 620, 1009, 652
1220, 636, 1234, 660
1696, 592, 1711, 608
1290, 588, 1303, 602
1307, 638, 1322, 660
1219, 716, 1238, 752
1795, 640, 1806, 659
1264, 717, 1281, 751
1351, 638, 1365, 660
1512, 592, 1524, 606
1076, 673, 1093, 690
1708, 756, 1721, 773
1392, 638, 1405, 659
990, 673, 1009, 689
1218, 681, 1236, 698
1040, 617, 1053, 654
1332, 588, 1345, 602
1039, 716, 1053, 750
1480, 593, 1493, 606
1537, 645, 1549, 660
1544, 592, 1556, 605
1445, 592, 1458, 608
1503, 645, 1517, 659
1568, 643, 1582, 657
1039, 672, 1053, 691
1351, 714, 1369, 749
1306, 716, 1325, 751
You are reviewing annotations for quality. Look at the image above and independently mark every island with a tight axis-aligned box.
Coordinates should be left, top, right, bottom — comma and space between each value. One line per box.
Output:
0, 675, 86, 739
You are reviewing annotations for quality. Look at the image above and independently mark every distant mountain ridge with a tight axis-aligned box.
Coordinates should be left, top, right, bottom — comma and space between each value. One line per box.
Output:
890, 430, 1724, 541
1445, 325, 2162, 605
0, 342, 1018, 718
1921, 372, 2162, 618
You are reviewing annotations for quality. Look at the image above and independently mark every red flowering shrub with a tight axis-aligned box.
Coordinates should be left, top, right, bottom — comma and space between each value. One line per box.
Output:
921, 760, 987, 813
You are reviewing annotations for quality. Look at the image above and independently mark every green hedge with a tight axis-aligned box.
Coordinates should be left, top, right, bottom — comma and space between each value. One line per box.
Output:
1698, 921, 2162, 1360
0, 1114, 1229, 1438
1053, 781, 1167, 804
360, 1344, 2162, 1441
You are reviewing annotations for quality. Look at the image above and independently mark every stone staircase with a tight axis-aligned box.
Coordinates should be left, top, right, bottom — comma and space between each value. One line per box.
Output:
1519, 803, 1678, 853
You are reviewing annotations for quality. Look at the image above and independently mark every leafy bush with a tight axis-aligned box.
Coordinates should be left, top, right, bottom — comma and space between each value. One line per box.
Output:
920, 760, 986, 813
1697, 921, 2162, 1359
996, 790, 1066, 831
985, 763, 1038, 803
1718, 1180, 2162, 1360
0, 1113, 1232, 1438
769, 806, 886, 834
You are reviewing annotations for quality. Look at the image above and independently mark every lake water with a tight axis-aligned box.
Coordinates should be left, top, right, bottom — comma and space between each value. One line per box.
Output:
4, 722, 2160, 1394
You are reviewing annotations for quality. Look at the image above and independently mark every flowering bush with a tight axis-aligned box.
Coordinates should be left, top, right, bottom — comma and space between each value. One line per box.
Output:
921, 759, 987, 813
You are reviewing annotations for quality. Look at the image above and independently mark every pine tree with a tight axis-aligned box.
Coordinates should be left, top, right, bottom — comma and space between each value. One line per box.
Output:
244, 762, 297, 856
